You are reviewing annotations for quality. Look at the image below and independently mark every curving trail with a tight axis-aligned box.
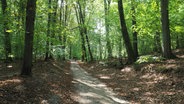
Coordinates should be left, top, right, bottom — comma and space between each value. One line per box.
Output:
70, 61, 129, 104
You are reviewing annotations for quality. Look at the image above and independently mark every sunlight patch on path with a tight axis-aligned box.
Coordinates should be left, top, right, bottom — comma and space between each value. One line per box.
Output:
70, 61, 129, 104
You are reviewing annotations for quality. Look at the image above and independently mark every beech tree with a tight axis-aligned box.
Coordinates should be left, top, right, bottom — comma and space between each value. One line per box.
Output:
59, 0, 69, 60
118, 0, 136, 64
74, 0, 93, 61
104, 0, 112, 59
21, 0, 37, 76
160, 0, 175, 59
74, 1, 87, 61
45, 0, 52, 61
131, 0, 138, 58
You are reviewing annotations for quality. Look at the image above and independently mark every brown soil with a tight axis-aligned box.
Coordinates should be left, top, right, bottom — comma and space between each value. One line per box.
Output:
79, 49, 184, 104
0, 60, 77, 104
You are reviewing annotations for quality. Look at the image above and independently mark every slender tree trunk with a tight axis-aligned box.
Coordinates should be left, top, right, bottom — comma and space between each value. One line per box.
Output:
78, 1, 93, 61
182, 35, 184, 48
59, 0, 64, 60
104, 0, 112, 59
1, 0, 12, 62
45, 0, 51, 61
131, 0, 138, 58
74, 0, 88, 61
153, 1, 162, 53
176, 34, 180, 49
81, 32, 87, 61
69, 44, 72, 59
160, 0, 175, 58
60, 0, 70, 60
21, 0, 37, 76
154, 31, 162, 52
84, 27, 93, 61
175, 33, 182, 49
74, 0, 93, 61
99, 35, 102, 60
49, 0, 58, 59
118, 35, 123, 64
118, 0, 136, 64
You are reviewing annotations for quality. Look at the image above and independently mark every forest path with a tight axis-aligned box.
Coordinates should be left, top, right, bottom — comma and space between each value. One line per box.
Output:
70, 61, 129, 104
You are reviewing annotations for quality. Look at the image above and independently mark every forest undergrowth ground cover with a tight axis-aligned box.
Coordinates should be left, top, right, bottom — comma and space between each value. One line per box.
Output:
0, 49, 183, 104
0, 60, 77, 104
79, 49, 184, 104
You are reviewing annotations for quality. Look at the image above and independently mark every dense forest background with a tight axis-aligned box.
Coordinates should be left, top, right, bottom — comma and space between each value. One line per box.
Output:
1, 0, 184, 74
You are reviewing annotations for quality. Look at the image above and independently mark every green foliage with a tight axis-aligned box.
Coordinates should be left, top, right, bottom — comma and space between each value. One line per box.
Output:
0, 0, 184, 61
136, 55, 165, 64
50, 45, 65, 59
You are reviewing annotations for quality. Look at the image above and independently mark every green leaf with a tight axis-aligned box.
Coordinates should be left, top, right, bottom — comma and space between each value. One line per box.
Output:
175, 26, 183, 32
6, 30, 13, 33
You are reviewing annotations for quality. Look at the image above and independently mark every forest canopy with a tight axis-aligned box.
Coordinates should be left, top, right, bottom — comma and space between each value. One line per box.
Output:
0, 0, 184, 63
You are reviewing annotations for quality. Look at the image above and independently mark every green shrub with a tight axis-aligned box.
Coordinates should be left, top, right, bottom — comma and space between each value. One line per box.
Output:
136, 55, 164, 64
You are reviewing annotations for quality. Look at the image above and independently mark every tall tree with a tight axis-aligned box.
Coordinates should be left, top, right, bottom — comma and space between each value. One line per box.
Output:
153, 1, 162, 53
131, 0, 138, 58
118, 0, 136, 64
104, 0, 112, 59
160, 0, 175, 58
74, 1, 87, 61
45, 0, 58, 60
59, 0, 70, 60
118, 35, 123, 64
79, 0, 93, 61
74, 0, 93, 61
45, 0, 51, 61
21, 0, 37, 76
1, 0, 12, 62
50, 0, 58, 59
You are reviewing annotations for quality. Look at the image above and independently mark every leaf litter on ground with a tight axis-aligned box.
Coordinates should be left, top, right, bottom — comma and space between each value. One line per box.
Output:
0, 60, 77, 104
79, 49, 184, 104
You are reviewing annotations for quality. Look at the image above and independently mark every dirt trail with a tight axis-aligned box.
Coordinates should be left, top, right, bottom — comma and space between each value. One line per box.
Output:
70, 61, 129, 104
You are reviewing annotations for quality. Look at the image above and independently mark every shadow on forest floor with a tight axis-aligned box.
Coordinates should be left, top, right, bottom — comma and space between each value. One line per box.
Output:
79, 49, 184, 104
0, 60, 77, 104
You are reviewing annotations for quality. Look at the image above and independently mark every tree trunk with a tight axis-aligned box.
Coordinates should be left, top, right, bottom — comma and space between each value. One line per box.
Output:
176, 34, 180, 49
131, 0, 138, 58
74, 0, 89, 62
1, 0, 12, 62
84, 27, 93, 61
154, 31, 162, 52
49, 0, 58, 59
45, 0, 51, 61
118, 35, 123, 64
80, 31, 87, 61
104, 0, 112, 59
78, 0, 93, 61
69, 44, 72, 59
59, 1, 69, 61
99, 35, 102, 60
21, 0, 37, 76
153, 1, 162, 53
118, 0, 136, 64
160, 0, 175, 58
